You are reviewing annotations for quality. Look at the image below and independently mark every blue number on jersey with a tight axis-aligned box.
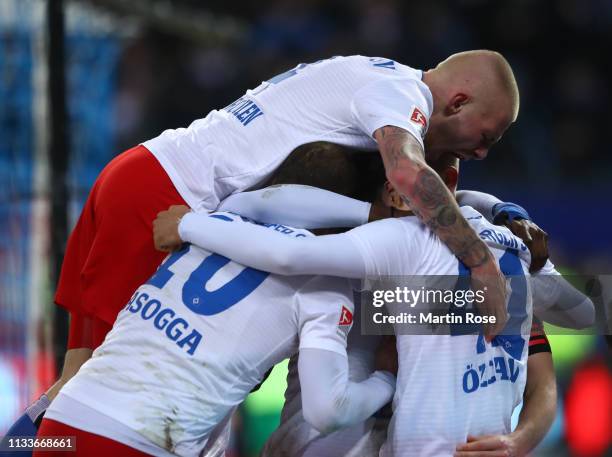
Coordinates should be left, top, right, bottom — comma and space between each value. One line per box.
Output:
147, 243, 191, 289
456, 249, 528, 394
146, 243, 269, 316
182, 253, 269, 316
493, 248, 528, 360
451, 248, 528, 360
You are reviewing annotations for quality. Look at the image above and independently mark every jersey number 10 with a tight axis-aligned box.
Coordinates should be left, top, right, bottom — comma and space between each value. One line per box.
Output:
146, 244, 270, 316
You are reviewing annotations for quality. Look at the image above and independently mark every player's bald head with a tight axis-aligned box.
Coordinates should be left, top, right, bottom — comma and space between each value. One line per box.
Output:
436, 50, 519, 122
424, 50, 519, 161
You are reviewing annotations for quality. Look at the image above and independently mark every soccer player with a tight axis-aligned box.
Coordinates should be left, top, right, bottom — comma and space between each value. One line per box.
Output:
152, 158, 592, 456
4, 49, 520, 447
33, 213, 397, 457
254, 320, 554, 457
50, 49, 517, 392
198, 154, 585, 455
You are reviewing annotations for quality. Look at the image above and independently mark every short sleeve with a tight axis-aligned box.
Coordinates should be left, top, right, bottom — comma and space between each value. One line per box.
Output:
351, 77, 432, 149
346, 218, 423, 277
297, 276, 355, 356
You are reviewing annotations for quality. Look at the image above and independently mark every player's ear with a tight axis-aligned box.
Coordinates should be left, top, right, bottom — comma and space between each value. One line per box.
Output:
385, 181, 411, 211
446, 93, 469, 115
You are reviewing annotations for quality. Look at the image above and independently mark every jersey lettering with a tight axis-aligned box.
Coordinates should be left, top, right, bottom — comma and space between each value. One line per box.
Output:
223, 96, 264, 126
452, 248, 529, 394
370, 57, 396, 70
479, 228, 527, 252
125, 290, 203, 355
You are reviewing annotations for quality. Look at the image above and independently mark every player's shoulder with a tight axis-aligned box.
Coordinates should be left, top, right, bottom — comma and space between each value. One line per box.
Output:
293, 275, 355, 320
396, 214, 446, 255
346, 55, 432, 111
297, 274, 354, 296
350, 216, 422, 240
341, 55, 424, 81
348, 216, 430, 257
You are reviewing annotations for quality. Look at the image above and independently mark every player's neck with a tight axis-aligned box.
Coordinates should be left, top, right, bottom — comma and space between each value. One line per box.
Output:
369, 201, 414, 222
422, 69, 443, 118
391, 207, 414, 218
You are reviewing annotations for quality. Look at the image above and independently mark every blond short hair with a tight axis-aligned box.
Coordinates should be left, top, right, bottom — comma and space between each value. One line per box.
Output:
437, 50, 520, 121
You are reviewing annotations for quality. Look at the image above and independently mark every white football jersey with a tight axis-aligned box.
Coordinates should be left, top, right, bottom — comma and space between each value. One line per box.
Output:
261, 298, 386, 457
47, 212, 354, 457
345, 206, 533, 457
143, 55, 432, 211
262, 212, 535, 457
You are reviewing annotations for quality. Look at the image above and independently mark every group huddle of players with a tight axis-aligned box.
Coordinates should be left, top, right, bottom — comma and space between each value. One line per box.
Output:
1, 51, 598, 457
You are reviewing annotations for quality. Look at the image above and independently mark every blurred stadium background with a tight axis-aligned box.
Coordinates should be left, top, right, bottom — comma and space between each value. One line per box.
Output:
1, 0, 611, 456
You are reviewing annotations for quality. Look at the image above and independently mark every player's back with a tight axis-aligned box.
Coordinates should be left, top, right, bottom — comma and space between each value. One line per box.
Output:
259, 207, 533, 457
376, 207, 533, 456
144, 55, 432, 210
46, 212, 351, 457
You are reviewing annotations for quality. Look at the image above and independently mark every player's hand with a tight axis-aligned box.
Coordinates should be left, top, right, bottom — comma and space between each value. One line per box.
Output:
153, 205, 191, 252
504, 219, 548, 273
471, 259, 508, 342
454, 433, 525, 457
375, 335, 398, 375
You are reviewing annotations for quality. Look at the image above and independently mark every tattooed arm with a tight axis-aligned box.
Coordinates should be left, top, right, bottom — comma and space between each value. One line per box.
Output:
374, 125, 508, 338
374, 126, 487, 265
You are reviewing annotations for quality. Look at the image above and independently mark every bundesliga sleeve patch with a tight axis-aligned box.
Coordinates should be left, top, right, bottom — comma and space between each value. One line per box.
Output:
337, 305, 353, 339
409, 106, 427, 129
339, 305, 353, 326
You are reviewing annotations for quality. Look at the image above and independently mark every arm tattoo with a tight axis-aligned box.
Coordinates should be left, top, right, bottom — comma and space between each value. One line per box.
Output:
375, 125, 491, 269
375, 126, 425, 170
414, 168, 449, 211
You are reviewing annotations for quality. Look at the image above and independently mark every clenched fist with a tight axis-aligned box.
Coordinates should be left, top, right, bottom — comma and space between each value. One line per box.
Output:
153, 205, 191, 252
